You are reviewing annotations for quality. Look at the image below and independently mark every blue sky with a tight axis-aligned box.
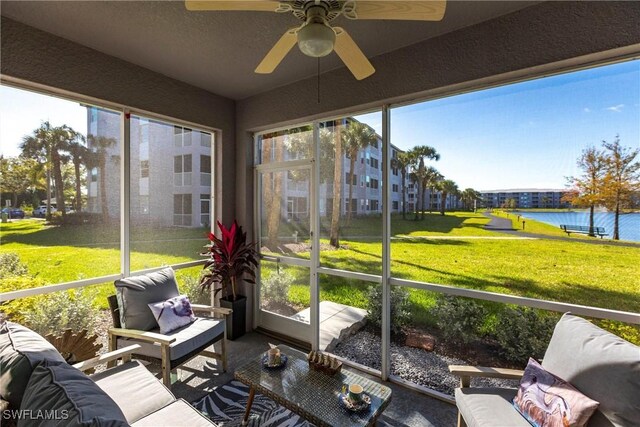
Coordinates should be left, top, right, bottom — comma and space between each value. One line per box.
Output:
1, 86, 88, 157
2, 60, 639, 191
356, 59, 640, 191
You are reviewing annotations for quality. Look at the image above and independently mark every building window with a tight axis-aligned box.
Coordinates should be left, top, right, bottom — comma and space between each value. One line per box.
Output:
392, 184, 398, 192
392, 201, 399, 210
174, 154, 192, 186
366, 176, 371, 187
140, 160, 149, 178
371, 178, 379, 190
370, 200, 379, 211
287, 196, 308, 220
200, 193, 210, 227
371, 157, 379, 169
173, 194, 192, 226
200, 155, 211, 187
392, 167, 398, 176
139, 195, 149, 215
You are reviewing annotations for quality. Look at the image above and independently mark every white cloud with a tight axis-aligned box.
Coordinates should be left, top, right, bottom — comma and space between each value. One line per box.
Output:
583, 107, 591, 113
606, 104, 624, 113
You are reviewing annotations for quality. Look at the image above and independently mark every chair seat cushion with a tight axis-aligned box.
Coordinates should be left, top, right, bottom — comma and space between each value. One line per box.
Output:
0, 321, 66, 409
20, 362, 128, 427
90, 360, 175, 424
455, 387, 531, 427
132, 399, 215, 426
116, 317, 224, 361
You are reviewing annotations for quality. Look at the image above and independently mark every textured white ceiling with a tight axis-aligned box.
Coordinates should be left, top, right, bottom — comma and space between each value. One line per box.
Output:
1, 1, 538, 100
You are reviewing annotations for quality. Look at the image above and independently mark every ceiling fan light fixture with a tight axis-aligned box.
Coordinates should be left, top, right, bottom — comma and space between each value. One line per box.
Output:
297, 23, 335, 58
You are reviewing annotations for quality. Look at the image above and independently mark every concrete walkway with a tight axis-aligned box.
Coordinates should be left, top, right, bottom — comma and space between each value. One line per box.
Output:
483, 212, 640, 248
293, 301, 367, 352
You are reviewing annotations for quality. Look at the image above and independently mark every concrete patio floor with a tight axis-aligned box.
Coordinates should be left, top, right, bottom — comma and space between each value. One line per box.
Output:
148, 331, 457, 427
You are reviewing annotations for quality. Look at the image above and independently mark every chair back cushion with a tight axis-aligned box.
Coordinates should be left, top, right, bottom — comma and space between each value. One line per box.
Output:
115, 267, 180, 331
542, 313, 640, 427
20, 361, 128, 427
0, 321, 66, 409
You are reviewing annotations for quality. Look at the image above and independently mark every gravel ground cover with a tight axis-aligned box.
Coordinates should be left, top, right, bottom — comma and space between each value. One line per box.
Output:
333, 329, 519, 395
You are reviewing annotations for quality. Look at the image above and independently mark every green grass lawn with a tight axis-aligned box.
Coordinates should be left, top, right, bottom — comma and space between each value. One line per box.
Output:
2, 213, 639, 336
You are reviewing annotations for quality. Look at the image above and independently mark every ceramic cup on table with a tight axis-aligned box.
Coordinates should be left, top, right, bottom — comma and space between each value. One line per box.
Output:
348, 383, 364, 402
267, 348, 281, 365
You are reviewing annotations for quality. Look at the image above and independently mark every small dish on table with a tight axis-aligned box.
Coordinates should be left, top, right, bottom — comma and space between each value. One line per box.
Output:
338, 392, 372, 412
261, 352, 288, 369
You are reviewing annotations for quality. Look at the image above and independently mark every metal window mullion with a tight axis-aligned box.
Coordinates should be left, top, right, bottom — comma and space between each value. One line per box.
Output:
381, 105, 391, 380
310, 122, 321, 350
121, 110, 131, 277
254, 161, 261, 329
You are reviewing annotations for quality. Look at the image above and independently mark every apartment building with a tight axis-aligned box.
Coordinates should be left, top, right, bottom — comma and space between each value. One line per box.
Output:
481, 189, 569, 209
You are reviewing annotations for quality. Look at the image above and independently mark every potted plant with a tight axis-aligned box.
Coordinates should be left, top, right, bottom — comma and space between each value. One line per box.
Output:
200, 220, 258, 340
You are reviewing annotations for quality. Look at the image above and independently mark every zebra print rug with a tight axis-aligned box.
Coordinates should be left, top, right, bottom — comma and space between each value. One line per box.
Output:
192, 380, 313, 427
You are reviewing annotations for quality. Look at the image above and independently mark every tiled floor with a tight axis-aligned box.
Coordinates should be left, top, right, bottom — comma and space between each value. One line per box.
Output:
145, 331, 457, 427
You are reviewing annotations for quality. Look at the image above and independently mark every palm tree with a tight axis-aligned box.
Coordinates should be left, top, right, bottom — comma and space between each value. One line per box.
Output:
86, 134, 117, 221
461, 188, 481, 211
67, 135, 89, 212
341, 121, 377, 224
424, 166, 442, 215
407, 145, 440, 220
328, 126, 342, 247
438, 179, 459, 216
20, 121, 72, 219
391, 152, 412, 219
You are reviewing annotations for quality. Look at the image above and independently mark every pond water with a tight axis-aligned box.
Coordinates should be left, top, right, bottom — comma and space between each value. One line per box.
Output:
514, 211, 640, 242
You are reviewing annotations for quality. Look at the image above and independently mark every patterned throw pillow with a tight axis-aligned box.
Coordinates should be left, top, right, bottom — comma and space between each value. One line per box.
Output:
148, 295, 196, 334
513, 358, 599, 427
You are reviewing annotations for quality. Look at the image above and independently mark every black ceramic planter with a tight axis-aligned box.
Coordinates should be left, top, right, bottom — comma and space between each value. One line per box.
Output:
220, 295, 246, 340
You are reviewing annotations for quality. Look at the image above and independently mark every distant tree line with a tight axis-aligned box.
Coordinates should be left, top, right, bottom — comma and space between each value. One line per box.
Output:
0, 121, 117, 220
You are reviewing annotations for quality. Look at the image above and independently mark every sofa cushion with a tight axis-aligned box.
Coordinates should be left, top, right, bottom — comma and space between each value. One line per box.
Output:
0, 321, 66, 408
116, 317, 224, 361
542, 313, 640, 427
90, 360, 175, 424
148, 295, 196, 334
455, 387, 530, 427
19, 362, 128, 427
132, 399, 214, 426
115, 267, 180, 331
514, 358, 598, 427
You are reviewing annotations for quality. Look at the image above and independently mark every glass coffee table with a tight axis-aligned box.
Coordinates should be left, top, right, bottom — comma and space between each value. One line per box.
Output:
234, 345, 392, 426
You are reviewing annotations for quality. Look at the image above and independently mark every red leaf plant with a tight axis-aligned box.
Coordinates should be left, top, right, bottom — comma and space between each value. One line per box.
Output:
200, 220, 259, 301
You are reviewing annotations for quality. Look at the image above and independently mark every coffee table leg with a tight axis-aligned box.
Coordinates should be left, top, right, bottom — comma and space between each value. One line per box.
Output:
242, 386, 256, 425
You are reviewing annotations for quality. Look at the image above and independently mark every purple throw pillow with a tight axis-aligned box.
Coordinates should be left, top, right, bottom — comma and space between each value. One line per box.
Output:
148, 295, 196, 334
513, 358, 599, 427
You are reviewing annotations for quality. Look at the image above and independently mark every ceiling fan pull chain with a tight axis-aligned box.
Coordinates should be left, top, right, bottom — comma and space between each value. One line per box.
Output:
341, 0, 357, 20
317, 57, 321, 104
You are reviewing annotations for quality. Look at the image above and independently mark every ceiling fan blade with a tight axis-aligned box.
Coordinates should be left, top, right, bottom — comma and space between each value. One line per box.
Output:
255, 28, 298, 74
333, 28, 375, 81
185, 1, 280, 12
350, 1, 446, 21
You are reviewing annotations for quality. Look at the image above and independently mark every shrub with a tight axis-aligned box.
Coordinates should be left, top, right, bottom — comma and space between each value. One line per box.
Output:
366, 286, 411, 335
0, 275, 47, 321
21, 289, 99, 336
494, 306, 558, 364
0, 253, 28, 279
179, 274, 210, 305
431, 295, 486, 345
262, 270, 293, 305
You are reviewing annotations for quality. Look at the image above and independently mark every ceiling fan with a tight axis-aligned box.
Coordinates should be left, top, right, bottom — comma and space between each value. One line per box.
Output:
186, 1, 446, 80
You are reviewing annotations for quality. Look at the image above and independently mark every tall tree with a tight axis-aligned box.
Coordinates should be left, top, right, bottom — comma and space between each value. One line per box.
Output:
67, 134, 89, 211
407, 145, 440, 220
461, 188, 481, 211
565, 146, 607, 237
329, 126, 343, 247
0, 156, 37, 207
86, 134, 117, 221
341, 121, 377, 224
438, 179, 459, 216
391, 152, 412, 219
601, 136, 640, 240
424, 166, 442, 215
20, 123, 81, 218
